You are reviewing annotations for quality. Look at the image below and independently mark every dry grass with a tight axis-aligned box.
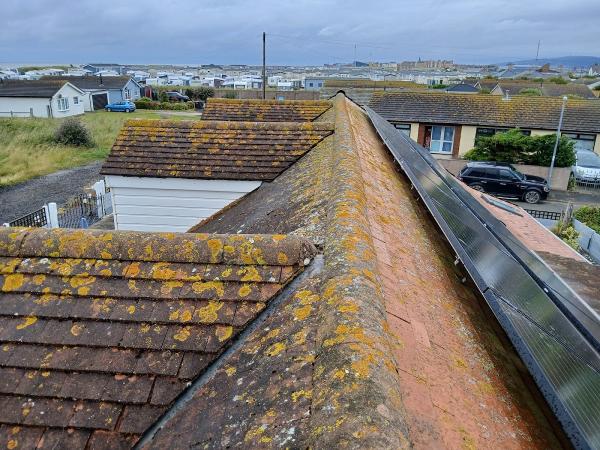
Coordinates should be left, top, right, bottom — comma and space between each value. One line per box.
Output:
0, 110, 200, 186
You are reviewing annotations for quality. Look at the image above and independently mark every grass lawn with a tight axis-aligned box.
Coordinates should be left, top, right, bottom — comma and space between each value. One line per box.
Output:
0, 110, 200, 186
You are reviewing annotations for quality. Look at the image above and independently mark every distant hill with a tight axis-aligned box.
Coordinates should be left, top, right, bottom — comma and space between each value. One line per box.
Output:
499, 56, 600, 69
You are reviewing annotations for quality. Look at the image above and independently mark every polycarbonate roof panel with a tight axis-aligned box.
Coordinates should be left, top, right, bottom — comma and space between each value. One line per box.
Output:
366, 106, 600, 450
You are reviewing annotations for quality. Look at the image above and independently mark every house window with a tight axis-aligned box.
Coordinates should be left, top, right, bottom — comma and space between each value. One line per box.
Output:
394, 123, 411, 137
427, 125, 454, 153
475, 127, 531, 142
308, 82, 314, 87
124, 88, 131, 100
57, 97, 69, 111
73, 96, 79, 105
563, 133, 596, 152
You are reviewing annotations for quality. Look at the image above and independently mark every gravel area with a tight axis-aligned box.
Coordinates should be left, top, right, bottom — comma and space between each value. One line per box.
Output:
0, 161, 104, 223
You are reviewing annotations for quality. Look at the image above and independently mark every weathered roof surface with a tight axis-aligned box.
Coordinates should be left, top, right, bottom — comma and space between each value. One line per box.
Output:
201, 98, 332, 122
0, 227, 315, 448
41, 75, 133, 90
369, 90, 600, 132
148, 95, 566, 449
0, 80, 68, 98
323, 79, 426, 89
493, 80, 596, 99
100, 119, 334, 180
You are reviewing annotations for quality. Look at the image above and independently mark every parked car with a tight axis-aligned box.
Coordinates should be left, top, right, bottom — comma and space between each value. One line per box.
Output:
572, 150, 600, 186
458, 161, 550, 204
105, 101, 136, 112
166, 92, 190, 102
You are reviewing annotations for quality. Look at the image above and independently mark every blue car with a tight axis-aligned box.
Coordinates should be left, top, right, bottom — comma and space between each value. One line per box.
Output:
105, 101, 136, 112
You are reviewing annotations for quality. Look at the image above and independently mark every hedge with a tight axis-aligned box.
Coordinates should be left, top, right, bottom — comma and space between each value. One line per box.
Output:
573, 206, 600, 233
135, 98, 195, 110
464, 129, 575, 167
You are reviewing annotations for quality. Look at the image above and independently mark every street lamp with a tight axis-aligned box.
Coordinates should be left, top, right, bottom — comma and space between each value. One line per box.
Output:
547, 96, 568, 190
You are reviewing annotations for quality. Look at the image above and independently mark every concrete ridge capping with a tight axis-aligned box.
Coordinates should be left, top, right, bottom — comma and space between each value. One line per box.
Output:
0, 228, 317, 266
307, 94, 410, 447
117, 118, 335, 131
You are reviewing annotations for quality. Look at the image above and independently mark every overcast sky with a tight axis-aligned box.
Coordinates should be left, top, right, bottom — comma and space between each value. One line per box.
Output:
1, 0, 599, 66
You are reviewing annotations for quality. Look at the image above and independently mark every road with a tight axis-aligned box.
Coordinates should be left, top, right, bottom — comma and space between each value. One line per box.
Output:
510, 189, 600, 213
0, 162, 103, 223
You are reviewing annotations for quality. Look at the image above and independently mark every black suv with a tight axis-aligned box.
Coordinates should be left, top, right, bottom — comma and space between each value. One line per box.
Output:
458, 162, 549, 204
166, 92, 190, 102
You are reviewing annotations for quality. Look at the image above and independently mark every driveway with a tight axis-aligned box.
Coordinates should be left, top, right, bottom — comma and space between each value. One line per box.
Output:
0, 161, 104, 223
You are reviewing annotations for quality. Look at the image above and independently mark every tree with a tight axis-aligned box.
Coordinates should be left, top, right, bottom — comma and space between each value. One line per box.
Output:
464, 129, 575, 167
184, 87, 215, 102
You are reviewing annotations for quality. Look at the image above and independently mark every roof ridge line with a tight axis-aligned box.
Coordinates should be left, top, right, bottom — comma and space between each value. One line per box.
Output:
305, 95, 410, 448
135, 254, 325, 448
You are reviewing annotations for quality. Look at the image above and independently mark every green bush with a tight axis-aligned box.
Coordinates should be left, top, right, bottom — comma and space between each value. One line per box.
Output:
574, 206, 600, 233
223, 91, 237, 99
518, 88, 542, 96
54, 118, 93, 147
549, 76, 568, 84
464, 129, 575, 167
158, 91, 169, 103
552, 224, 580, 251
184, 87, 215, 102
134, 100, 195, 111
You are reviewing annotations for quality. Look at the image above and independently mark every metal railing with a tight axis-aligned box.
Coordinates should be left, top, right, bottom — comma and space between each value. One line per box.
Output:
574, 179, 600, 194
524, 209, 563, 221
6, 206, 49, 227
3, 181, 113, 230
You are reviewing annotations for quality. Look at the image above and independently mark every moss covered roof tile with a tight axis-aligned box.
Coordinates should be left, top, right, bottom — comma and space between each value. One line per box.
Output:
100, 119, 334, 180
0, 227, 315, 448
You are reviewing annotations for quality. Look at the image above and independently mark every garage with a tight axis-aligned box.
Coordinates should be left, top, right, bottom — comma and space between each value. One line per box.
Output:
91, 93, 108, 110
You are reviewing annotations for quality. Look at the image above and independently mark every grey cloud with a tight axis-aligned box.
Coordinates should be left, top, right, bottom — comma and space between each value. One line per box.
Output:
0, 0, 598, 65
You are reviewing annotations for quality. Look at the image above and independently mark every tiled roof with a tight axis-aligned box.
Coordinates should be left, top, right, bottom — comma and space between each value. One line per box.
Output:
152, 95, 565, 449
201, 98, 332, 122
323, 79, 425, 89
369, 90, 600, 132
492, 80, 596, 98
100, 119, 334, 180
0, 227, 315, 448
41, 76, 134, 90
0, 80, 69, 98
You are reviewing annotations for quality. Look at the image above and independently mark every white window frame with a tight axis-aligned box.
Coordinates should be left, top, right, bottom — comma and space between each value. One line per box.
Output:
394, 123, 411, 137
564, 133, 596, 152
57, 96, 70, 112
429, 125, 454, 153
73, 96, 79, 105
124, 88, 131, 100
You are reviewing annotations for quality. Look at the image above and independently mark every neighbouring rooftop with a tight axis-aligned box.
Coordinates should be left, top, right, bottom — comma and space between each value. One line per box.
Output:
100, 119, 333, 181
0, 80, 71, 98
368, 90, 600, 133
201, 98, 332, 122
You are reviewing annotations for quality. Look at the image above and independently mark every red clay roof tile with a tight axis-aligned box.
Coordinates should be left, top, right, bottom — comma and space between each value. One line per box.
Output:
100, 119, 334, 180
0, 227, 316, 447
201, 98, 332, 122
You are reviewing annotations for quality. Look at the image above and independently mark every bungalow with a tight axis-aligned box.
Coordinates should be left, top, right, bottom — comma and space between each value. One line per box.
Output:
43, 75, 142, 111
368, 91, 600, 157
0, 79, 85, 118
101, 105, 333, 231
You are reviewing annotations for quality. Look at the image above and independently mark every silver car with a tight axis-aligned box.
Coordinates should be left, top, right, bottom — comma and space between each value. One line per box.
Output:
572, 150, 600, 185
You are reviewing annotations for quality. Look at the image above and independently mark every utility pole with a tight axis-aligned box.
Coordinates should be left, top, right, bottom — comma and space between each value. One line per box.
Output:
354, 44, 357, 66
262, 32, 266, 100
536, 40, 541, 61
547, 96, 567, 190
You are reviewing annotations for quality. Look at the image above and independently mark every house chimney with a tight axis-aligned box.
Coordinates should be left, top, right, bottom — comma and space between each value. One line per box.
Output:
99, 74, 103, 86
504, 89, 510, 100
